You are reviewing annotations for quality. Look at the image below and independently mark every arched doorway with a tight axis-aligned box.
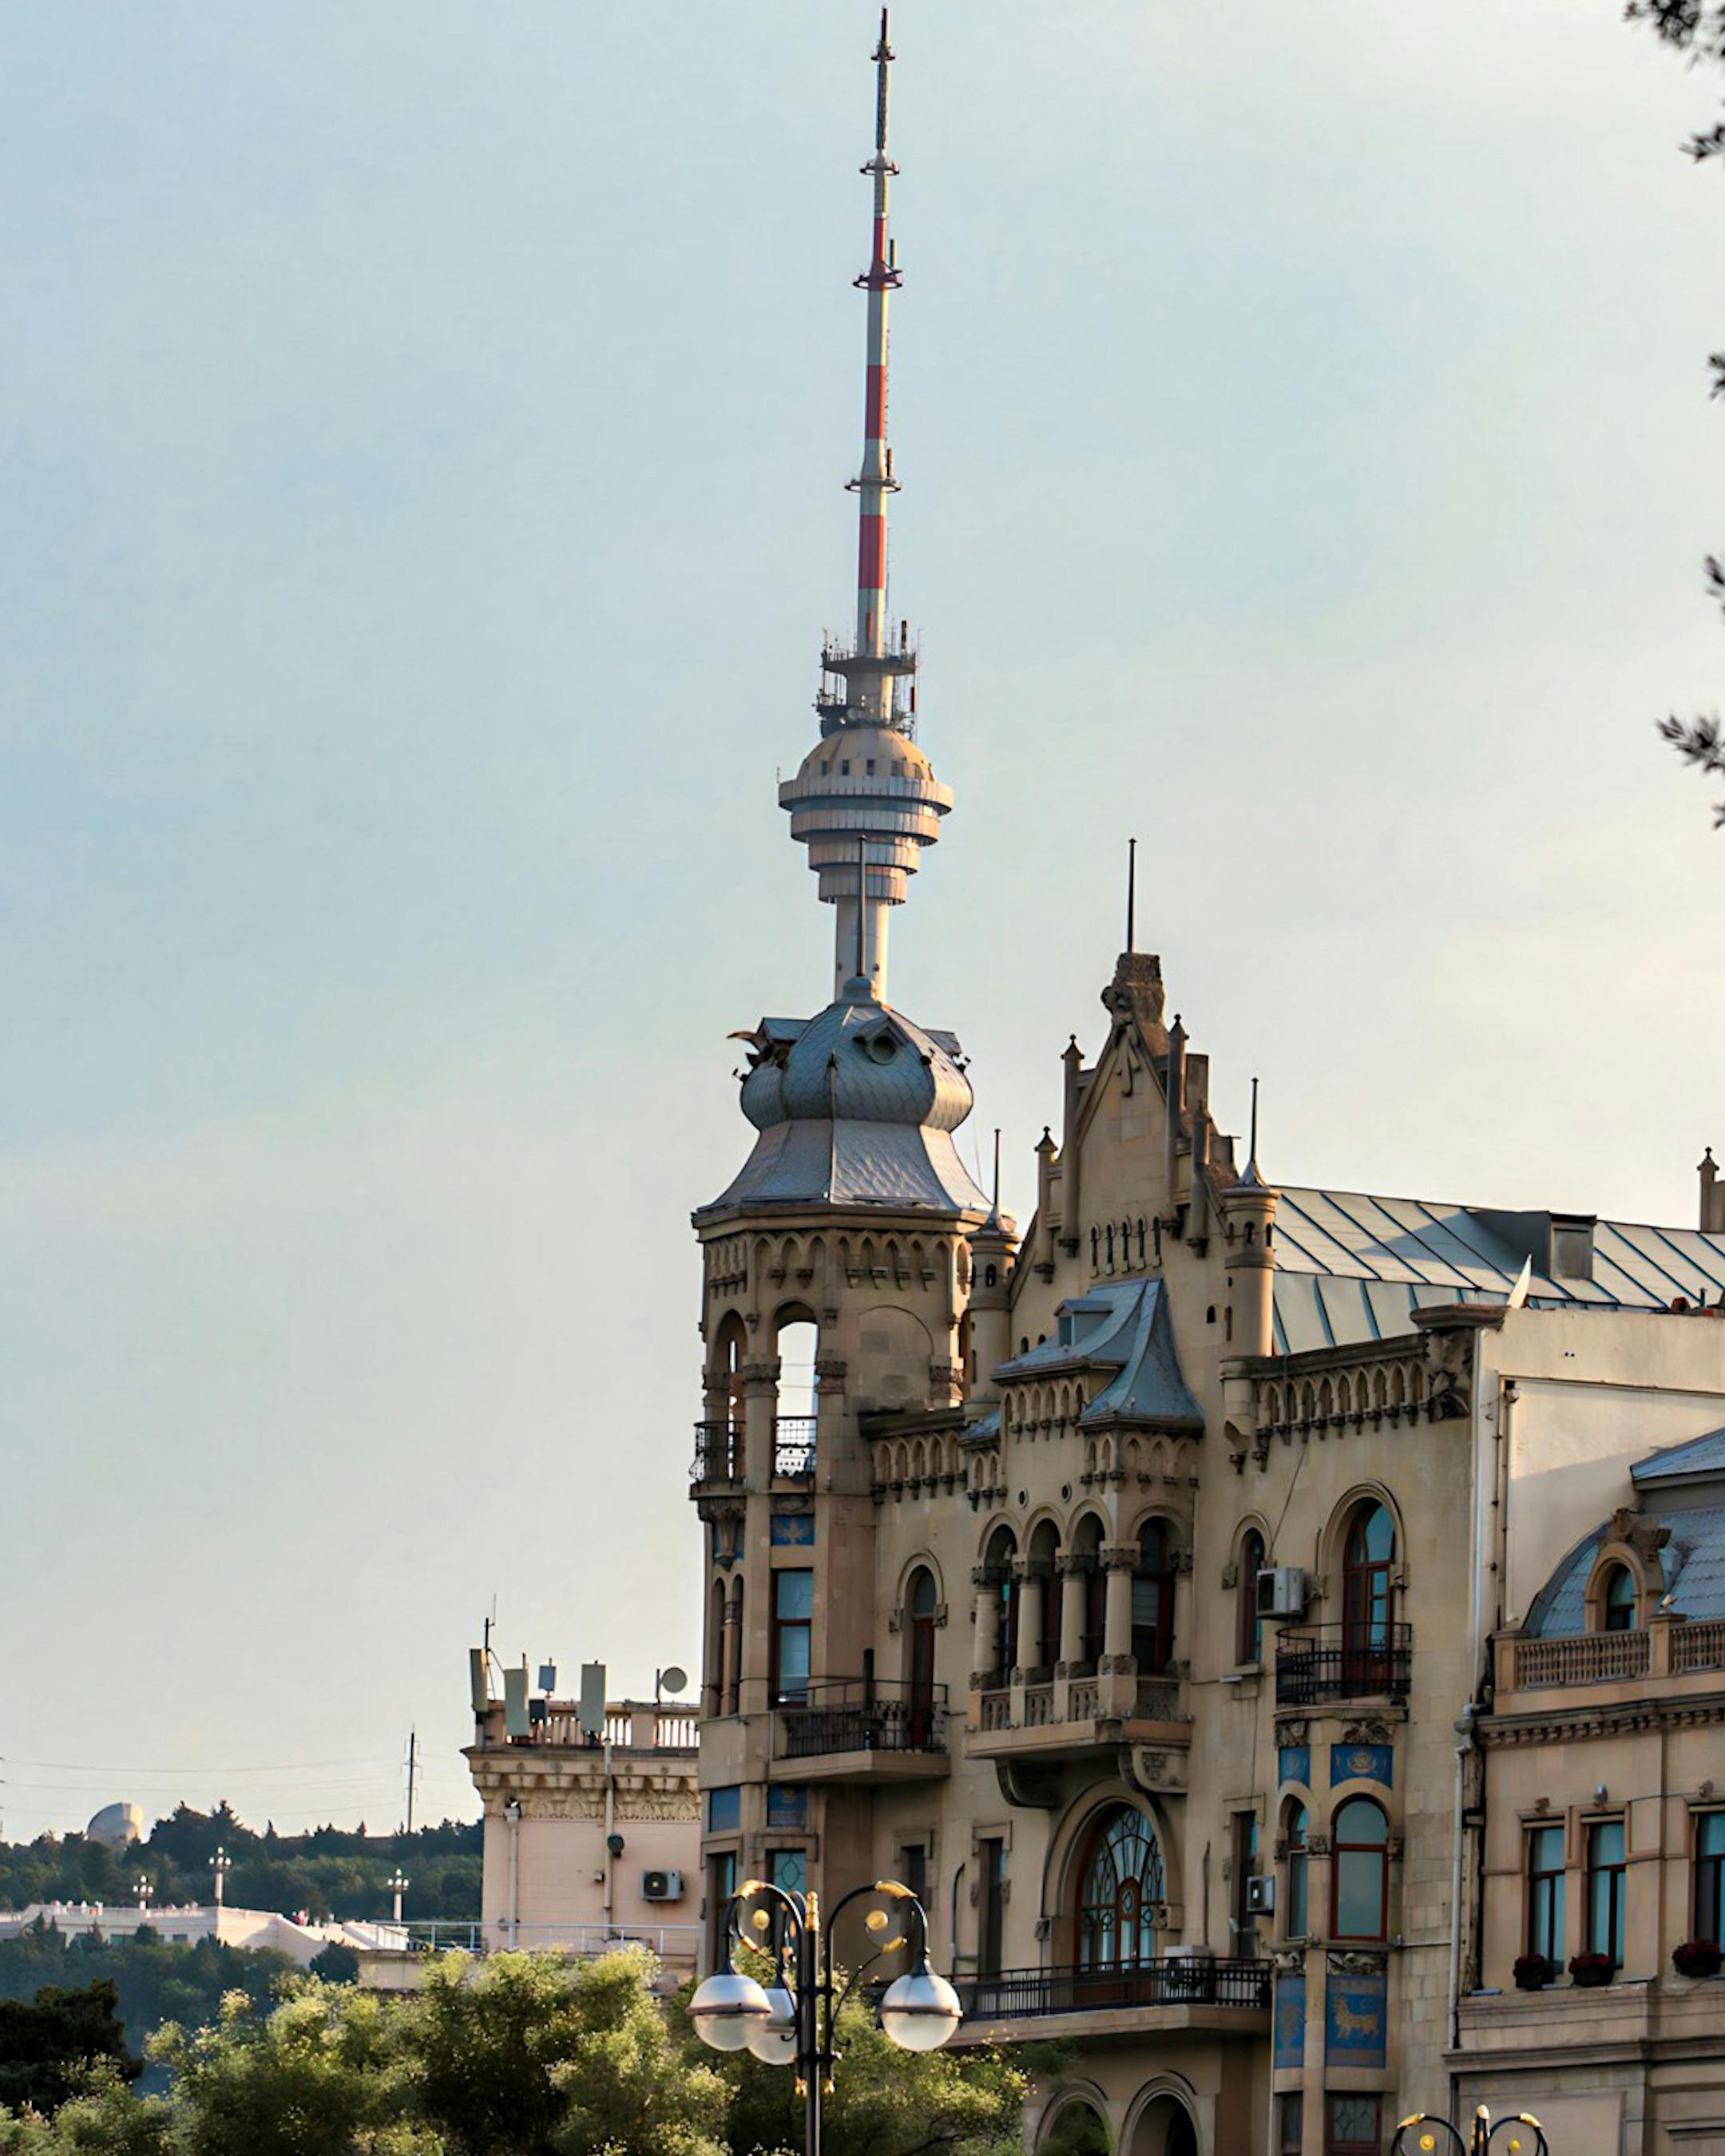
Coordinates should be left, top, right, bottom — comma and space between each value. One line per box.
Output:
1130, 2094, 1197, 2156
1073, 1804, 1165, 2007
906, 1566, 938, 1746
1341, 1500, 1395, 1690
1041, 2097, 1111, 2154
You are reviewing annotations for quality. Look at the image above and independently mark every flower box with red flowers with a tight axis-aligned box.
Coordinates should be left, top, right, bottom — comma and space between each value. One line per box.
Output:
1568, 1952, 1615, 1988
1672, 1938, 1723, 1980
1512, 1954, 1556, 1992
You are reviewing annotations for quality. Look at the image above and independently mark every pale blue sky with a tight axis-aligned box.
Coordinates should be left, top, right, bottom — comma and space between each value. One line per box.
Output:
1, 2, 1720, 1841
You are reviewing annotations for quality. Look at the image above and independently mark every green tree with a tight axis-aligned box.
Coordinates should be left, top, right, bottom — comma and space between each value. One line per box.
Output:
0, 1951, 1026, 2156
0, 1985, 136, 2118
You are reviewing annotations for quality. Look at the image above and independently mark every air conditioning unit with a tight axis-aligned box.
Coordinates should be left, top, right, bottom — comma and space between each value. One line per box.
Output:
1255, 1565, 1308, 1619
1244, 1874, 1276, 1916
641, 1869, 684, 1904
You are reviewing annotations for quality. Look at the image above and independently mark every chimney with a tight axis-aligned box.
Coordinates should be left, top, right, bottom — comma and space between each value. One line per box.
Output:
1702, 1149, 1724, 1236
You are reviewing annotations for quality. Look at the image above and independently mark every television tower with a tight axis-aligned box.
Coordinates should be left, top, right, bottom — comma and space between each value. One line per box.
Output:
779, 11, 954, 1005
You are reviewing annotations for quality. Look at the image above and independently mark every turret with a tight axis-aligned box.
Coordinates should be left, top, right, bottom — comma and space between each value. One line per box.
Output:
1219, 1082, 1277, 1356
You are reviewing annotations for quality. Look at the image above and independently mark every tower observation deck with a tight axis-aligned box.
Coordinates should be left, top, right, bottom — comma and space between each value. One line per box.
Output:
779, 12, 952, 1004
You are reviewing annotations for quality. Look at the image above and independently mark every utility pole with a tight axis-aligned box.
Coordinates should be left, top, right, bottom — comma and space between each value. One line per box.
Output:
403, 1728, 419, 1837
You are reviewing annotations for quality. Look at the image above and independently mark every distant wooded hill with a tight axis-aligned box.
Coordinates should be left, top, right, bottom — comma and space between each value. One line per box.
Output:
0, 1804, 481, 1924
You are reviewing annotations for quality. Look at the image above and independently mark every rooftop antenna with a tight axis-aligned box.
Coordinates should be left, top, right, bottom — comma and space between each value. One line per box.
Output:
1247, 1077, 1260, 1179
857, 833, 868, 987
992, 1128, 1001, 1220
1126, 837, 1136, 953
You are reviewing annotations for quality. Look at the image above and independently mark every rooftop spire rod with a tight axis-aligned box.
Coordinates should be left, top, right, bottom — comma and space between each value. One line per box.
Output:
1126, 837, 1137, 953
1248, 1076, 1260, 1171
851, 9, 900, 675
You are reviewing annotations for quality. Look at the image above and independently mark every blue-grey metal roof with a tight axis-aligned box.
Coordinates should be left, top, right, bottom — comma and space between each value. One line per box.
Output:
1270, 1186, 1725, 1351
1527, 1504, 1725, 1632
698, 989, 989, 1220
996, 1278, 1202, 1431
1633, 1425, 1725, 1488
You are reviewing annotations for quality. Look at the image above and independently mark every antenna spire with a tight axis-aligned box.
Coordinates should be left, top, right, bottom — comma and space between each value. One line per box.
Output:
854, 9, 900, 672
1247, 1076, 1261, 1179
1126, 837, 1136, 953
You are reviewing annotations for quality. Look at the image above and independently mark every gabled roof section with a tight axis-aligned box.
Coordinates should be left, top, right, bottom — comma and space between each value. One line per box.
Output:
996, 1278, 1203, 1433
1633, 1425, 1725, 1490
1271, 1185, 1725, 1353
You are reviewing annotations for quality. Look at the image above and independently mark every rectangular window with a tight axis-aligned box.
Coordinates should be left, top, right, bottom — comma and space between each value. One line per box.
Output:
769, 1847, 807, 1900
1326, 2093, 1382, 2155
708, 1849, 736, 1943
1697, 1812, 1725, 1946
1279, 2092, 1303, 2156
1586, 1818, 1626, 1967
978, 1838, 1005, 1979
898, 1842, 929, 1914
1231, 1810, 1259, 1948
705, 1785, 740, 1833
771, 1568, 815, 1702
1526, 1823, 1565, 1964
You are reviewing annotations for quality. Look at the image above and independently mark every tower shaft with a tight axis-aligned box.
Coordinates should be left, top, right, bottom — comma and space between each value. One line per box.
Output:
779, 10, 951, 1005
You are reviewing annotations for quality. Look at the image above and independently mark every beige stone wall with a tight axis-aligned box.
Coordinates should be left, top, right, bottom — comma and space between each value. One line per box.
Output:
692, 963, 1725, 2153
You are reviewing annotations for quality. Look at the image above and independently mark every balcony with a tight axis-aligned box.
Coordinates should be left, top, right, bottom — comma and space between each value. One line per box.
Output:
688, 1417, 818, 1488
774, 1678, 950, 1784
773, 1417, 817, 1480
1497, 1615, 1725, 1694
1275, 1624, 1411, 1707
689, 1420, 743, 1486
967, 1674, 1188, 1767
954, 1958, 1271, 2043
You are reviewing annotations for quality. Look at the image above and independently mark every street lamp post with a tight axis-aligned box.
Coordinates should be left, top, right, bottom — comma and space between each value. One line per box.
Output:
1393, 2109, 1550, 2156
208, 1847, 232, 1912
388, 1869, 410, 1925
688, 1877, 962, 2156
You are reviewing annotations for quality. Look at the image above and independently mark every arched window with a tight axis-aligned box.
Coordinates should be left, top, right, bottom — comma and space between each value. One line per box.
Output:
1238, 1528, 1266, 1666
984, 1526, 1017, 1688
1033, 1522, 1064, 1673
1342, 1501, 1396, 1689
1600, 1563, 1637, 1633
1072, 1516, 1106, 1669
1076, 1805, 1164, 1970
1284, 1802, 1310, 1939
1132, 1521, 1176, 1674
906, 1567, 938, 1743
1330, 1797, 1390, 1943
724, 1577, 744, 1716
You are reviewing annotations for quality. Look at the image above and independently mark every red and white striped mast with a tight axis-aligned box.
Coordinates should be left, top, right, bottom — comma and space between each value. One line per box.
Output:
783, 11, 952, 1003
852, 7, 899, 708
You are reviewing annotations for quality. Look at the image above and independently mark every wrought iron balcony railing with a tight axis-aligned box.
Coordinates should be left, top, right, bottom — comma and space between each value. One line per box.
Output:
958, 1957, 1271, 2019
773, 1416, 817, 1479
1275, 1623, 1412, 1706
778, 1678, 948, 1758
689, 1421, 742, 1484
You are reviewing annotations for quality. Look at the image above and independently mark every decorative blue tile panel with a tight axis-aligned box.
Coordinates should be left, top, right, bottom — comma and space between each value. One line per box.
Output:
1325, 1971, 1387, 2066
705, 1785, 741, 1833
1330, 1742, 1393, 1788
1278, 1745, 1311, 1788
766, 1785, 807, 1828
1273, 1973, 1306, 2068
771, 1512, 815, 1547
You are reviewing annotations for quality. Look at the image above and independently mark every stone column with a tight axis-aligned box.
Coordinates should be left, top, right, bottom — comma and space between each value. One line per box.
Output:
971, 1566, 1003, 1688
1100, 1547, 1138, 1715
1057, 1556, 1089, 1671
721, 1585, 743, 1715
740, 1359, 779, 1483
1013, 1560, 1046, 1680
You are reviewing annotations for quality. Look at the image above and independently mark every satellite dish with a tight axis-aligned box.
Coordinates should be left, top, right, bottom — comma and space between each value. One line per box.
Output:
660, 1665, 689, 1698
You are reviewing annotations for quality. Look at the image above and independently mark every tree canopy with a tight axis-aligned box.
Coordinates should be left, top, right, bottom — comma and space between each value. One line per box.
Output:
0, 1950, 1029, 2156
0, 1811, 478, 1928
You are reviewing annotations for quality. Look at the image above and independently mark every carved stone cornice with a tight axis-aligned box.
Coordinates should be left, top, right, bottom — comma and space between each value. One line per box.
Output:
1482, 1689, 1725, 1749
1327, 1949, 1388, 1976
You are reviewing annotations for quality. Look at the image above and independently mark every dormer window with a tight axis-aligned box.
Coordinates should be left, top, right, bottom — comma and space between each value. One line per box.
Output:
1600, 1563, 1637, 1633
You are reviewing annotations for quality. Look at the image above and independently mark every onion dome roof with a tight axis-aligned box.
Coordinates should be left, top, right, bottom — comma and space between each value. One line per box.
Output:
700, 982, 989, 1219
